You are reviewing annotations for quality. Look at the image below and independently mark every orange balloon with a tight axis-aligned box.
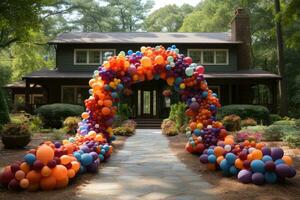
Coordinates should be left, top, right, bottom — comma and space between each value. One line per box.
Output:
67, 169, 76, 178
20, 162, 30, 174
252, 150, 263, 160
55, 177, 69, 189
189, 122, 197, 130
104, 99, 112, 107
60, 155, 71, 165
247, 153, 253, 161
52, 165, 68, 181
207, 163, 216, 171
154, 55, 164, 65
224, 138, 234, 145
26, 170, 42, 184
64, 143, 74, 154
235, 158, 244, 169
71, 161, 80, 172
41, 166, 52, 177
217, 156, 224, 165
40, 175, 56, 191
20, 178, 30, 189
36, 144, 54, 165
140, 56, 152, 67
214, 146, 225, 157
15, 170, 25, 180
282, 155, 293, 166
101, 107, 111, 115
166, 77, 175, 86
256, 142, 265, 149
81, 112, 89, 119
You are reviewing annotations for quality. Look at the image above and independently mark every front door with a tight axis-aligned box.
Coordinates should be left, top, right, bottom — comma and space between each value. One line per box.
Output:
139, 89, 156, 118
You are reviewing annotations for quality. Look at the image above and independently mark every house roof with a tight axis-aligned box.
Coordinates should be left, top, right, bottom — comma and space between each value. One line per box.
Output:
48, 32, 242, 44
22, 68, 280, 80
4, 81, 42, 88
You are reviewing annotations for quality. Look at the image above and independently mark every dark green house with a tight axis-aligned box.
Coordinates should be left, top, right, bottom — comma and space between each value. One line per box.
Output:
6, 8, 280, 121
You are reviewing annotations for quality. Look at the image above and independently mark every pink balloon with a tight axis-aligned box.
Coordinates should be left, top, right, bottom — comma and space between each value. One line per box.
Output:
196, 66, 205, 74
183, 57, 192, 65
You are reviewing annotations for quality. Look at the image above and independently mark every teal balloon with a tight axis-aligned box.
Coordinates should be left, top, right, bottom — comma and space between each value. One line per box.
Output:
265, 172, 277, 183
185, 67, 194, 76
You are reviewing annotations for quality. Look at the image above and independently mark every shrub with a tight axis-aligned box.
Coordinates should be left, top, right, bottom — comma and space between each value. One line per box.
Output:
281, 130, 300, 147
273, 119, 296, 126
63, 117, 81, 135
113, 126, 135, 136
50, 129, 66, 141
237, 131, 262, 142
169, 102, 188, 132
36, 103, 84, 128
264, 124, 296, 141
116, 103, 132, 121
1, 123, 31, 136
161, 119, 178, 136
29, 116, 43, 132
269, 114, 281, 124
122, 120, 137, 129
222, 115, 241, 131
241, 125, 267, 133
241, 118, 257, 127
217, 104, 270, 124
0, 89, 10, 125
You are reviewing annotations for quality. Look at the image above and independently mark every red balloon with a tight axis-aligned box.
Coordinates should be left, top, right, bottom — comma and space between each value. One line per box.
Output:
183, 57, 193, 65
196, 65, 205, 74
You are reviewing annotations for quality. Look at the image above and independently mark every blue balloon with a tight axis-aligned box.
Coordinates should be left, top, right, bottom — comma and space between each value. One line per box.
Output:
81, 153, 93, 166
193, 129, 201, 136
230, 166, 239, 175
24, 153, 36, 165
208, 155, 217, 163
202, 91, 208, 98
104, 145, 110, 152
251, 160, 265, 173
101, 149, 106, 154
79, 165, 87, 174
210, 105, 216, 111
225, 153, 237, 165
262, 155, 273, 162
275, 159, 285, 165
99, 154, 105, 161
165, 65, 171, 70
171, 45, 176, 49
127, 50, 133, 55
117, 83, 124, 91
111, 92, 118, 99
154, 74, 160, 80
220, 159, 230, 171
175, 77, 183, 84
265, 172, 277, 183
73, 152, 81, 161
136, 51, 141, 56
207, 149, 214, 155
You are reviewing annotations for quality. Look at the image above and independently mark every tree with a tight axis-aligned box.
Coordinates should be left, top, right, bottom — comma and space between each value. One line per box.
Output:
274, 0, 288, 116
106, 0, 154, 31
0, 88, 9, 125
144, 4, 193, 32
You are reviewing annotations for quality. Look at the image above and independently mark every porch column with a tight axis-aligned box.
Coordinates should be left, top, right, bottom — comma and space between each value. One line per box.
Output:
25, 79, 30, 112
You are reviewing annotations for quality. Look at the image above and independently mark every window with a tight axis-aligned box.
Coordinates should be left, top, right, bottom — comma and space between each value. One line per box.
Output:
74, 49, 115, 65
187, 49, 229, 65
61, 86, 89, 105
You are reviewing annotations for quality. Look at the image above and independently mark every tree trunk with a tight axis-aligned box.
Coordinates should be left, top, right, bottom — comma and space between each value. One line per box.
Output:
274, 0, 288, 116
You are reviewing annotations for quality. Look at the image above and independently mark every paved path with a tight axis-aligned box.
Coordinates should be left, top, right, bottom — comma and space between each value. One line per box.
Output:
77, 129, 216, 200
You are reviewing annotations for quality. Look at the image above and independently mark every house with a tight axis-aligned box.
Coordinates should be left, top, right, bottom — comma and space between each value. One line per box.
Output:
5, 8, 280, 120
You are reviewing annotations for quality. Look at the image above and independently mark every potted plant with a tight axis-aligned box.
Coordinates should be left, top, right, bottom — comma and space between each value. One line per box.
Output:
1, 123, 31, 149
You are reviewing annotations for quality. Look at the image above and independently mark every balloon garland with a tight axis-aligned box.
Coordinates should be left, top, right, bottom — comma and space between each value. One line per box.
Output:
0, 45, 296, 191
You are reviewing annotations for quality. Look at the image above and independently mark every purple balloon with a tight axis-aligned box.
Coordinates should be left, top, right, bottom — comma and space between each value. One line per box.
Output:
89, 152, 99, 161
238, 169, 252, 184
86, 161, 99, 173
286, 167, 297, 178
265, 161, 276, 171
189, 102, 200, 112
8, 179, 20, 190
199, 154, 208, 164
33, 160, 44, 171
276, 164, 291, 178
262, 147, 271, 156
252, 172, 265, 185
271, 148, 284, 160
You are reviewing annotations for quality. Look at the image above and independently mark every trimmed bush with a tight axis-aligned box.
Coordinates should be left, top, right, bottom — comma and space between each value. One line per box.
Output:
217, 104, 270, 124
63, 117, 81, 135
0, 89, 10, 125
36, 103, 84, 128
241, 118, 257, 127
269, 114, 281, 124
161, 119, 178, 136
222, 115, 241, 131
169, 102, 188, 132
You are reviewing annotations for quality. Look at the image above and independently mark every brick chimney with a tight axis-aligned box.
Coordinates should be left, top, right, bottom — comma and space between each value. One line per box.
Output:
231, 8, 252, 70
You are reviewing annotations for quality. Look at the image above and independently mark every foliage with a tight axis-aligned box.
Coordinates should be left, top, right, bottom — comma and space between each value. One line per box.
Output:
122, 119, 137, 129
29, 115, 43, 132
161, 119, 178, 136
281, 130, 300, 147
269, 114, 282, 124
222, 114, 241, 131
63, 116, 81, 135
237, 131, 262, 143
113, 126, 135, 136
241, 125, 267, 133
264, 123, 296, 141
273, 119, 296, 126
50, 129, 66, 141
144, 4, 193, 32
168, 102, 188, 132
1, 123, 31, 136
241, 118, 257, 127
217, 104, 270, 124
36, 103, 84, 128
116, 103, 132, 121
0, 89, 10, 125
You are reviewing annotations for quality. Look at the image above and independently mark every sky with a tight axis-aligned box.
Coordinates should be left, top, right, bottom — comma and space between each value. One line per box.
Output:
150, 0, 203, 13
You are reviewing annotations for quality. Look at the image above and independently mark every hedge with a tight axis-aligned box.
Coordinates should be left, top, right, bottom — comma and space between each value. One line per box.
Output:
217, 104, 270, 124
36, 103, 84, 128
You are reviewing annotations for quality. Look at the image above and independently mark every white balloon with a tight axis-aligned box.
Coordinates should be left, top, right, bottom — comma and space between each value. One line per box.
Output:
224, 145, 231, 152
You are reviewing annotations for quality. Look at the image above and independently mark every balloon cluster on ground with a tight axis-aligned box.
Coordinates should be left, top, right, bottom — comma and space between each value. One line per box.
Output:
0, 45, 297, 190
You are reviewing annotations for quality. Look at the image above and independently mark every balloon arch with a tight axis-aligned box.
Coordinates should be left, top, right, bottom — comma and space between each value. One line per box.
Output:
0, 45, 296, 191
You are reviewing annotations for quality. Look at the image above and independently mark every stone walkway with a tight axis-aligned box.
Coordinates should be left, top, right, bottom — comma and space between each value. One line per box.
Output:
77, 129, 216, 200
